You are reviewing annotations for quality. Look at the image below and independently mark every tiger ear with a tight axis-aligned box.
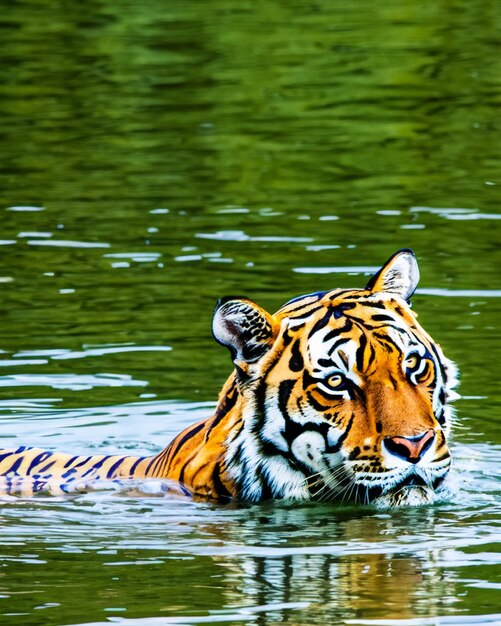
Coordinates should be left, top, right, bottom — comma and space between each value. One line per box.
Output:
365, 249, 420, 301
212, 297, 277, 363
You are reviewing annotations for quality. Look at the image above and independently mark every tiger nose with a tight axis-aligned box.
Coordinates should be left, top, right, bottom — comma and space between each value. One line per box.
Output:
383, 429, 435, 464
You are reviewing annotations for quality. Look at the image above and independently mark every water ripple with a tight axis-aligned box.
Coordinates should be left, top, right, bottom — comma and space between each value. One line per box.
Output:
293, 266, 378, 275
346, 615, 501, 625
196, 230, 312, 243
410, 206, 501, 221
6, 206, 45, 212
27, 239, 110, 248
48, 344, 172, 361
69, 602, 311, 625
0, 373, 147, 390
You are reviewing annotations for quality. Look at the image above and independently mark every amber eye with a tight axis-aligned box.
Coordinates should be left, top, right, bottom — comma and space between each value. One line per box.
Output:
404, 354, 419, 371
404, 353, 433, 384
326, 373, 345, 389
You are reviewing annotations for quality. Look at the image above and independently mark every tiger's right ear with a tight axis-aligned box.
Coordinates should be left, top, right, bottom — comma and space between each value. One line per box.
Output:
365, 249, 420, 302
212, 297, 277, 363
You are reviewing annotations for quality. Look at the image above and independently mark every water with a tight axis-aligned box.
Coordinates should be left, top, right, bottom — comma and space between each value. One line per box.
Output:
0, 1, 500, 625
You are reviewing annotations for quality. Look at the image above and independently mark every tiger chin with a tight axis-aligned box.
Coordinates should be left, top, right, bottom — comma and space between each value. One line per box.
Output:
0, 249, 459, 508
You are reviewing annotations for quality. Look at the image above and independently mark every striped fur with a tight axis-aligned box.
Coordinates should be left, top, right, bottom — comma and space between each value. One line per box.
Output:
0, 250, 459, 507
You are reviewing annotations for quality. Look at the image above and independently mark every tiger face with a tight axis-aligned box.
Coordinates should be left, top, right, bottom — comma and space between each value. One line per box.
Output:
213, 249, 459, 507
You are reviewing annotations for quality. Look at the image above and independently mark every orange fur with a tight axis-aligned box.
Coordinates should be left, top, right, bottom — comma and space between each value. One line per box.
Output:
0, 250, 458, 506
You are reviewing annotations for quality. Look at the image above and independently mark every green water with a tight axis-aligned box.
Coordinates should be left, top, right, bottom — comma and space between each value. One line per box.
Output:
0, 1, 500, 625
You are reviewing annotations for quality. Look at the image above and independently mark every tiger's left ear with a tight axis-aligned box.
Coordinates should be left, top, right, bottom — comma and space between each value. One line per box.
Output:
365, 249, 420, 301
212, 297, 277, 363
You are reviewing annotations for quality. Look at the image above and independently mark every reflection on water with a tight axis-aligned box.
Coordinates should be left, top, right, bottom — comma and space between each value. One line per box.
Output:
0, 0, 500, 624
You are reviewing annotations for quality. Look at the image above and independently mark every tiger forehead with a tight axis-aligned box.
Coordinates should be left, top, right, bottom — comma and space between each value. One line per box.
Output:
276, 292, 425, 370
277, 288, 416, 326
306, 325, 406, 372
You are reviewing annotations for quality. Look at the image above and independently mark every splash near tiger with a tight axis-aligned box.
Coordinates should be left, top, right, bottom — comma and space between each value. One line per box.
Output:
0, 249, 459, 507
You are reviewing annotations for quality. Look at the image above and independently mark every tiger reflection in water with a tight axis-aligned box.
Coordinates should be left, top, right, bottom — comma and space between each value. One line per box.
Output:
0, 249, 459, 507
201, 507, 459, 623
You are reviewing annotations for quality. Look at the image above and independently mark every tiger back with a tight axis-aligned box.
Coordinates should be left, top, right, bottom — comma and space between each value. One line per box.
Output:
0, 249, 459, 507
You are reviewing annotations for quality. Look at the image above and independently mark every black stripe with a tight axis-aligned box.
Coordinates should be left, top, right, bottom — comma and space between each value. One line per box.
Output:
289, 304, 325, 320
71, 456, 93, 469
212, 462, 233, 501
82, 456, 110, 478
188, 459, 212, 485
434, 451, 451, 463
429, 343, 448, 384
367, 344, 376, 367
329, 291, 358, 301
371, 314, 396, 323
307, 310, 333, 339
355, 300, 387, 309
333, 303, 356, 318
0, 451, 14, 465
38, 460, 56, 474
373, 332, 399, 351
344, 315, 379, 331
325, 413, 355, 453
166, 420, 207, 465
260, 436, 288, 458
252, 379, 269, 432
144, 456, 157, 476
283, 291, 326, 309
257, 470, 274, 500
178, 457, 192, 485
289, 339, 304, 372
302, 370, 318, 390
252, 342, 290, 430
128, 457, 143, 477
278, 379, 296, 417
206, 388, 239, 438
7, 456, 24, 474
324, 319, 354, 344
281, 328, 294, 348
306, 391, 330, 412
27, 452, 53, 476
388, 374, 398, 390
356, 333, 367, 372
317, 358, 333, 368
106, 457, 127, 479
327, 336, 351, 356
283, 415, 328, 448
351, 384, 366, 403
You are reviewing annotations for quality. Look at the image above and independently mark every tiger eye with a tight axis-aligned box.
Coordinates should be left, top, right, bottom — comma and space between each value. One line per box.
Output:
326, 373, 344, 389
405, 355, 419, 370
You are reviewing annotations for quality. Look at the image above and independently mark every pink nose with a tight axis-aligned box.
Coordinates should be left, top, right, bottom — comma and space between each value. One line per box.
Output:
384, 429, 435, 464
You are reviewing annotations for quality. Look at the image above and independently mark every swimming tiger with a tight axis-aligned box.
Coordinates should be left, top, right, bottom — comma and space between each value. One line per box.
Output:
0, 249, 459, 507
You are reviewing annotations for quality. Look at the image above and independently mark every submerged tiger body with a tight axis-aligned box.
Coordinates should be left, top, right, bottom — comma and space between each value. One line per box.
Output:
0, 250, 459, 507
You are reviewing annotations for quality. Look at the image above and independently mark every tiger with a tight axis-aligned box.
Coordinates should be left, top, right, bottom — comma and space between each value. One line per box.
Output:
0, 249, 459, 507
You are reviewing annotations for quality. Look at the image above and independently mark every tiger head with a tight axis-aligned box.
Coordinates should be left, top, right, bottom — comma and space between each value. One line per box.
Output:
212, 249, 459, 508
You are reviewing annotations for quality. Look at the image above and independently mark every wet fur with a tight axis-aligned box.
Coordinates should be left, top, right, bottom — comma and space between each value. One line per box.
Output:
0, 250, 459, 506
